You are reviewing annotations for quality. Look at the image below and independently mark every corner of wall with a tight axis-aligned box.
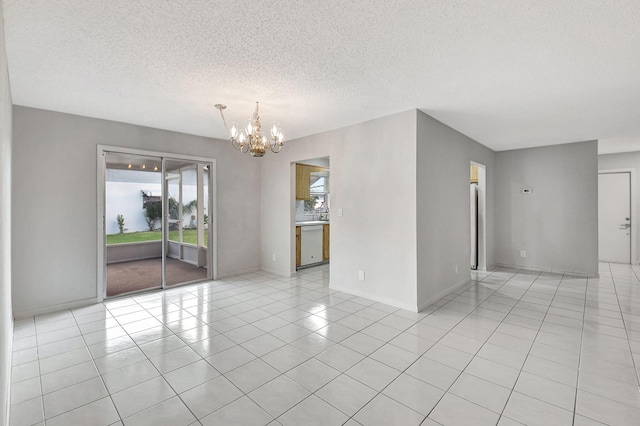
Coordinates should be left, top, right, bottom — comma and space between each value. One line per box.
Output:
0, 1, 13, 423
415, 111, 496, 310
417, 276, 471, 312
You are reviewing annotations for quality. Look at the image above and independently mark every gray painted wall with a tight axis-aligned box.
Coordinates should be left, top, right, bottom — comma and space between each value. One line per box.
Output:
598, 151, 640, 264
12, 106, 261, 317
261, 111, 419, 310
495, 141, 599, 276
0, 1, 12, 423
416, 111, 496, 308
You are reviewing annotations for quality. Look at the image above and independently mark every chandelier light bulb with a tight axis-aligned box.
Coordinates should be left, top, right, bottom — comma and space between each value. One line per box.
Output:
215, 101, 285, 157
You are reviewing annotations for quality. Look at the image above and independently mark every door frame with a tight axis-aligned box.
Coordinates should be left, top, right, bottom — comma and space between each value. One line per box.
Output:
598, 168, 636, 264
97, 145, 217, 302
471, 161, 487, 271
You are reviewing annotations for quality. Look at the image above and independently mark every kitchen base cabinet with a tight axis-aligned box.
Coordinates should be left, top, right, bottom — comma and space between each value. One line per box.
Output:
323, 224, 330, 260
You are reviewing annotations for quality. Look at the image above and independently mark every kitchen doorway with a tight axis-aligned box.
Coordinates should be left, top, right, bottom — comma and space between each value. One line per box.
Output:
293, 156, 330, 272
98, 146, 216, 299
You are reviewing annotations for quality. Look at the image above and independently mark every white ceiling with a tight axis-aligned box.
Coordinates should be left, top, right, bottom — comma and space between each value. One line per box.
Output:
3, 1, 640, 152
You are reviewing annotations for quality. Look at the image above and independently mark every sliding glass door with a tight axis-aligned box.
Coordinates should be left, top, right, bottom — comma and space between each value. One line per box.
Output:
101, 148, 214, 298
164, 160, 210, 287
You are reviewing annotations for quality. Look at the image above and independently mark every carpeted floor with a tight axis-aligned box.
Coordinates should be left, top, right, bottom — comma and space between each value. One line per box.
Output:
106, 257, 209, 297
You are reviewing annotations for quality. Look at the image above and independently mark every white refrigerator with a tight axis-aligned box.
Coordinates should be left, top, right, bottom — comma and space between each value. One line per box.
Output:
470, 183, 478, 270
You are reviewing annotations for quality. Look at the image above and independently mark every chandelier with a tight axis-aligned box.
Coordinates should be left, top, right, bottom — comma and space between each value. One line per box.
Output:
214, 102, 284, 157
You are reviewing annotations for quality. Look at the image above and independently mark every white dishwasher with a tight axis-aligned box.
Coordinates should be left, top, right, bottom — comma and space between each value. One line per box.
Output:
300, 225, 323, 266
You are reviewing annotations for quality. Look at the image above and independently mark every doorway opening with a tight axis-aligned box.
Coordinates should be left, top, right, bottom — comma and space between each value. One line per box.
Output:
293, 156, 330, 273
598, 170, 634, 264
98, 147, 215, 299
470, 162, 487, 271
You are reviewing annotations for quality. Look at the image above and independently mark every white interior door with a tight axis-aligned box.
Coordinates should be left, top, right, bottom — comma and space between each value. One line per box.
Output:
598, 172, 631, 263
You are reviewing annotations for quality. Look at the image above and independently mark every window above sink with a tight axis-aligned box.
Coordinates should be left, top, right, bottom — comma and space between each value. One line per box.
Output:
295, 159, 330, 222
303, 170, 329, 219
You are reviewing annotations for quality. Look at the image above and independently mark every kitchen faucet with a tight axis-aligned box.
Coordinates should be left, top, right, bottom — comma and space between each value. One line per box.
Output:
318, 204, 329, 221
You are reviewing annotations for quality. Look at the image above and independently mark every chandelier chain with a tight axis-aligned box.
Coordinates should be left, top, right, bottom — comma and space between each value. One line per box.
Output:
217, 107, 230, 133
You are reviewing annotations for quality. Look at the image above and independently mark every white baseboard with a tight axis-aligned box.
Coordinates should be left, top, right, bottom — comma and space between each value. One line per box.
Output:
14, 297, 100, 320
494, 263, 598, 278
260, 267, 295, 278
329, 284, 418, 312
215, 266, 261, 280
416, 277, 471, 313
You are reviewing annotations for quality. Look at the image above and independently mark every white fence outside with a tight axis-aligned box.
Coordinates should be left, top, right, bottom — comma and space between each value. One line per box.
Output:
105, 169, 200, 235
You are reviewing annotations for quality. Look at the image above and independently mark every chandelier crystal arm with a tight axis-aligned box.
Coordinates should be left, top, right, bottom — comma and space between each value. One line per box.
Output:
270, 145, 282, 153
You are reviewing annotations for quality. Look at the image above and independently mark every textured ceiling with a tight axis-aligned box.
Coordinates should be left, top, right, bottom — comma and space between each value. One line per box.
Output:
3, 0, 640, 151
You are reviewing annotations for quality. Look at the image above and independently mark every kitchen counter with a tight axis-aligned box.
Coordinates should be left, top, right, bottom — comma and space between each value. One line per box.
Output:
296, 220, 329, 226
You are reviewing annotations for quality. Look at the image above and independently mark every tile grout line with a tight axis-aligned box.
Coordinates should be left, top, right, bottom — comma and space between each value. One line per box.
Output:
14, 274, 321, 424
416, 267, 537, 422
119, 267, 344, 423
453, 269, 552, 424
16, 263, 640, 425
569, 269, 590, 426
463, 270, 573, 420
344, 267, 525, 423
496, 272, 588, 424
37, 307, 121, 423
243, 290, 405, 424
13, 267, 509, 424
608, 263, 640, 394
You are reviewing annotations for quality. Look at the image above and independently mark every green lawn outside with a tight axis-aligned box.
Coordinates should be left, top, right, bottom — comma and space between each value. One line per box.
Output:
107, 229, 208, 246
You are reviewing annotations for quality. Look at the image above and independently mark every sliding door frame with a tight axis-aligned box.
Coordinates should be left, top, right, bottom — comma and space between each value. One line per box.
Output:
97, 145, 217, 302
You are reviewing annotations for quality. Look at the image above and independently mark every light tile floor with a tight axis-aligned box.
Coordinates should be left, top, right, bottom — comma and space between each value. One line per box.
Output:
9, 262, 640, 425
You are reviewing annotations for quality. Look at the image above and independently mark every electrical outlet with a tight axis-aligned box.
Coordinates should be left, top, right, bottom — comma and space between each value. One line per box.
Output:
272, 253, 277, 262
455, 265, 459, 274
358, 270, 365, 281
520, 250, 526, 258
338, 208, 344, 217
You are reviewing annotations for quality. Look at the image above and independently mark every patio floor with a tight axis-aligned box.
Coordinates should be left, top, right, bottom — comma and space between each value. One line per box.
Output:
107, 257, 209, 297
